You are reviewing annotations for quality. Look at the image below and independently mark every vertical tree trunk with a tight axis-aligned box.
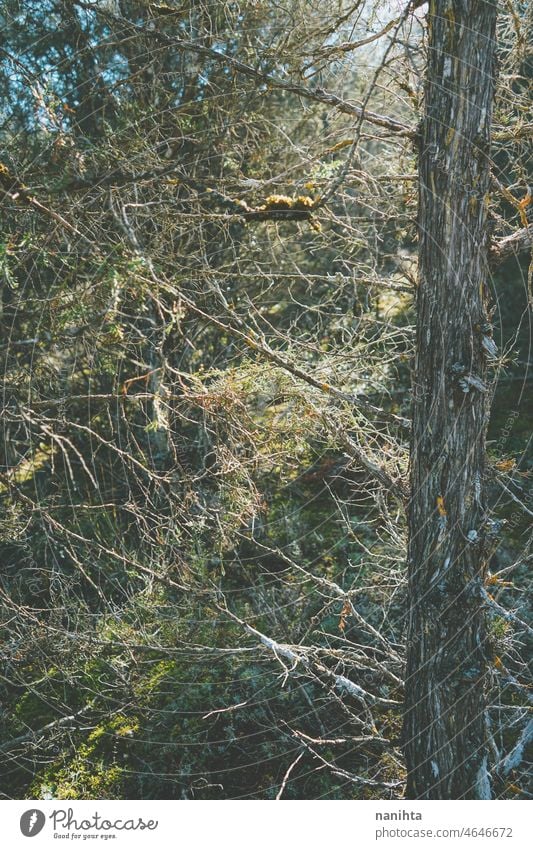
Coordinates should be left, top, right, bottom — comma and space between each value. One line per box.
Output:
404, 0, 498, 799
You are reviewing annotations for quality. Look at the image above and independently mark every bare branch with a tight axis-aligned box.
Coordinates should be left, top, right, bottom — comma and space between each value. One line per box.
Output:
491, 224, 533, 266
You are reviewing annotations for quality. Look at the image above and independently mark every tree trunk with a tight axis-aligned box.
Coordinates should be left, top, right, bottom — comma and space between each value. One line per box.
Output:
404, 0, 498, 799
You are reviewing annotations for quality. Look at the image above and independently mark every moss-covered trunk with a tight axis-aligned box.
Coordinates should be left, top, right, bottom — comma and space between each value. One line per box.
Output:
404, 0, 498, 799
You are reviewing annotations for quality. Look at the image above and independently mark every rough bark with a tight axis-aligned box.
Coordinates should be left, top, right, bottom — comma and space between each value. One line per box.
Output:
404, 0, 498, 799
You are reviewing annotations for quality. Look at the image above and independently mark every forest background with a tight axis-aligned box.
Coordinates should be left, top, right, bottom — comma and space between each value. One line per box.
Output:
0, 0, 531, 800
